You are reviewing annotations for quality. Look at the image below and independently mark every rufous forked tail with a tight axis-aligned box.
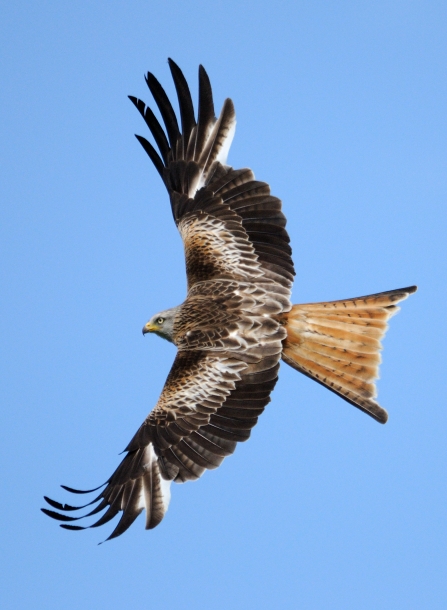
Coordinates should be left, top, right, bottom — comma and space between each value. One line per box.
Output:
281, 286, 417, 423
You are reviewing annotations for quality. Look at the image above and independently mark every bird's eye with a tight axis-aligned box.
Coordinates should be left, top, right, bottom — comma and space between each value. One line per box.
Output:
157, 317, 164, 325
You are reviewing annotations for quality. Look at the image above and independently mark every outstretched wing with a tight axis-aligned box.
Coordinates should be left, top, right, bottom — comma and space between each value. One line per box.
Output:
129, 58, 295, 290
42, 321, 284, 541
41, 351, 242, 540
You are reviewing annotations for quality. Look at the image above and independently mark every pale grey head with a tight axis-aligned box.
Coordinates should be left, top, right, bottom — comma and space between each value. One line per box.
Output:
142, 306, 180, 343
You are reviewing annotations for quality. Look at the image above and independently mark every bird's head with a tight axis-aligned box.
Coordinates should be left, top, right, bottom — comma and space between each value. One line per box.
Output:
142, 307, 179, 343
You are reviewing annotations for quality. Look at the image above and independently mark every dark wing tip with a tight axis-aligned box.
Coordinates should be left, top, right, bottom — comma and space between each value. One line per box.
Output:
198, 64, 212, 92
144, 70, 158, 88
134, 135, 165, 177
41, 508, 79, 522
389, 285, 418, 297
43, 496, 80, 511
222, 97, 236, 118
198, 64, 215, 121
167, 58, 196, 155
44, 494, 101, 512
61, 483, 106, 494
60, 524, 86, 531
144, 70, 180, 149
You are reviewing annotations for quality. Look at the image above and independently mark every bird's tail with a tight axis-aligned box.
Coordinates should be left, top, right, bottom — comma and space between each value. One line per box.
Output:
281, 286, 417, 423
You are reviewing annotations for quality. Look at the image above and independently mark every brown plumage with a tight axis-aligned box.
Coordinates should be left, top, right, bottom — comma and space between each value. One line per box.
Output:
42, 59, 416, 541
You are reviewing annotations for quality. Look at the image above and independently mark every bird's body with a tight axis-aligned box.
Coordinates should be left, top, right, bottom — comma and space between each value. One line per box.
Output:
43, 60, 416, 541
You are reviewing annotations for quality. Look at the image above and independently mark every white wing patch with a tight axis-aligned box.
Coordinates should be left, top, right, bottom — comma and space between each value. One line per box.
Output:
138, 443, 172, 525
194, 100, 237, 194
215, 119, 236, 166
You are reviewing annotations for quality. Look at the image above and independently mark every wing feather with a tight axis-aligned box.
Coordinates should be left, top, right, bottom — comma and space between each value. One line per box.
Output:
144, 71, 180, 150
195, 65, 215, 159
128, 96, 170, 164
134, 135, 164, 178
168, 58, 196, 159
130, 61, 295, 290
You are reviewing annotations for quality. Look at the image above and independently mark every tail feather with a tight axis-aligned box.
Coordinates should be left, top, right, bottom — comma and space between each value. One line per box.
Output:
282, 286, 417, 423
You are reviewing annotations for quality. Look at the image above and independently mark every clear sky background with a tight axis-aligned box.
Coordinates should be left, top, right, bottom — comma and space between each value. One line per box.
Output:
1, 2, 446, 609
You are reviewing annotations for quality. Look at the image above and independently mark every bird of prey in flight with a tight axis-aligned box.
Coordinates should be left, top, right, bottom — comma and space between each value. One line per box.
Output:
42, 59, 416, 541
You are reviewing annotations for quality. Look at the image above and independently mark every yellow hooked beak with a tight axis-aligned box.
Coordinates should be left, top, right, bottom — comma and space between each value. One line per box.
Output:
142, 322, 157, 335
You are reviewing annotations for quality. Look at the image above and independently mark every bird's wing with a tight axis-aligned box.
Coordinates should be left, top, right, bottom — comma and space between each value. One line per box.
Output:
129, 58, 295, 291
42, 318, 284, 541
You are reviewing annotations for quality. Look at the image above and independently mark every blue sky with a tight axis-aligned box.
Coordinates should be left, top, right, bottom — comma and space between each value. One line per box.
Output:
1, 1, 446, 608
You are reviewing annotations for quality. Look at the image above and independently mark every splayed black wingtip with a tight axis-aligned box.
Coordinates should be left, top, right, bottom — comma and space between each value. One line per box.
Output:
60, 482, 106, 494
44, 496, 83, 512
43, 493, 102, 512
128, 95, 170, 164
144, 71, 180, 149
135, 135, 165, 177
198, 64, 214, 122
41, 482, 111, 530
168, 58, 196, 156
42, 493, 119, 534
41, 508, 80, 522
